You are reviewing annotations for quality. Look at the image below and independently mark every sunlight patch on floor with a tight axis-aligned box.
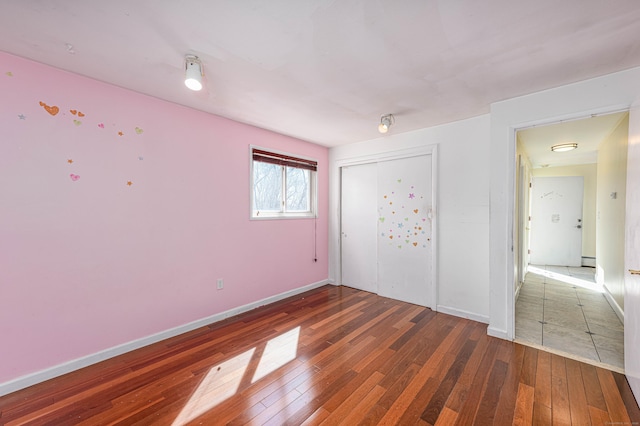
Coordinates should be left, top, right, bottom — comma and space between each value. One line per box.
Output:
171, 348, 255, 425
527, 265, 603, 293
252, 326, 300, 383
171, 326, 301, 425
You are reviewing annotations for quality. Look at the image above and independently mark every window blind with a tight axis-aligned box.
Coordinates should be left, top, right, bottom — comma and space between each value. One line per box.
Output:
252, 148, 317, 172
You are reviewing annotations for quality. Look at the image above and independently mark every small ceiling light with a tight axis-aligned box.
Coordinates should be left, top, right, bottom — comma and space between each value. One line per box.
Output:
551, 143, 578, 152
184, 55, 203, 91
378, 114, 395, 134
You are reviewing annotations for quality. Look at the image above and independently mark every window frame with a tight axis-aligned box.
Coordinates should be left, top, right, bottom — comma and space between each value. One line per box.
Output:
250, 145, 318, 220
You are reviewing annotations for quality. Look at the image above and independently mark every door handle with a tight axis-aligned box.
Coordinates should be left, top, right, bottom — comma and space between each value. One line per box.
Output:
629, 269, 640, 275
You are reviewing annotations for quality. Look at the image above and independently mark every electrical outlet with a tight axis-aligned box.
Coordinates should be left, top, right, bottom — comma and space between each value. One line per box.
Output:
217, 278, 224, 290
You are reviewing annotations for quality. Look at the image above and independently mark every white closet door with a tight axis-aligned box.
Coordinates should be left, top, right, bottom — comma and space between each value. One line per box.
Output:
377, 155, 433, 307
340, 163, 378, 293
340, 155, 433, 308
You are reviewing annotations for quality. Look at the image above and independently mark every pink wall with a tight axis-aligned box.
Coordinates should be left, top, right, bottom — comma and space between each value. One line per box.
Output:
0, 52, 328, 385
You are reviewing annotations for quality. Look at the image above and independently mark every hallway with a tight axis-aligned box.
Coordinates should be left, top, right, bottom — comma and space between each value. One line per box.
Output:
515, 265, 624, 371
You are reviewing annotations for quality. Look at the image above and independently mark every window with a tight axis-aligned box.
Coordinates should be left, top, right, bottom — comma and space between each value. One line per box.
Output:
251, 147, 317, 219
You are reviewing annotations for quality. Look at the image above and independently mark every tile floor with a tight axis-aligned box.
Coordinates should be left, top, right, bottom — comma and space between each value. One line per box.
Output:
515, 265, 624, 371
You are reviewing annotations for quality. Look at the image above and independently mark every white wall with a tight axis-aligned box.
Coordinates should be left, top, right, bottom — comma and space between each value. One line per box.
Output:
596, 114, 629, 312
489, 66, 640, 339
329, 115, 491, 322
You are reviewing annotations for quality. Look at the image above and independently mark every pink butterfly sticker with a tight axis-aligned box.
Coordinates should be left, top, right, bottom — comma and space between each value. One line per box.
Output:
97, 123, 105, 128
70, 174, 80, 181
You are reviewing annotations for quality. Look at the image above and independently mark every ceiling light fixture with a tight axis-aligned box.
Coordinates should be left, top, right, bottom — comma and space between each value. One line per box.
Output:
378, 114, 395, 134
551, 143, 578, 152
184, 55, 203, 91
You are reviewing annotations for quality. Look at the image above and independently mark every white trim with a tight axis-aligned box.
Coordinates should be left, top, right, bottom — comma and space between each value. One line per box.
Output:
514, 281, 523, 301
487, 326, 509, 340
0, 279, 330, 397
436, 305, 489, 324
603, 285, 625, 324
336, 144, 438, 311
431, 145, 439, 311
335, 145, 438, 169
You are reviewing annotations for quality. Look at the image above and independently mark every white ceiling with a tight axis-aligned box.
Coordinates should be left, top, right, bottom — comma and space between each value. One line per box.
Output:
1, 1, 640, 147
517, 111, 628, 169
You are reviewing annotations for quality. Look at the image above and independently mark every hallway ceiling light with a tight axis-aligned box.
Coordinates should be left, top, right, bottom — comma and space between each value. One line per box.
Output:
378, 114, 395, 134
551, 143, 578, 152
184, 55, 203, 91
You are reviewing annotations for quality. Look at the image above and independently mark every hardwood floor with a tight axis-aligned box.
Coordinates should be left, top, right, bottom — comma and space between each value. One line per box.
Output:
1, 285, 638, 425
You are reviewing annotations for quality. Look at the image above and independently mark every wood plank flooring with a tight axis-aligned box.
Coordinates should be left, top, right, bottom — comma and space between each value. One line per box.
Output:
1, 285, 638, 425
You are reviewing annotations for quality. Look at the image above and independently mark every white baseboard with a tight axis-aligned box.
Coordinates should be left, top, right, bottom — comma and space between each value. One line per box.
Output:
0, 279, 331, 397
436, 305, 489, 324
487, 326, 509, 340
603, 285, 625, 324
515, 281, 523, 301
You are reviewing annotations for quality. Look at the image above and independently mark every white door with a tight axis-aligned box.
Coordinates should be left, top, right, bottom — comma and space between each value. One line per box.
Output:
340, 155, 433, 307
625, 102, 640, 404
529, 176, 584, 266
340, 163, 378, 293
377, 156, 433, 307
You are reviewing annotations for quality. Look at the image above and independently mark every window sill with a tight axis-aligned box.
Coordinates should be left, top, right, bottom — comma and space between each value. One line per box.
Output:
251, 212, 316, 220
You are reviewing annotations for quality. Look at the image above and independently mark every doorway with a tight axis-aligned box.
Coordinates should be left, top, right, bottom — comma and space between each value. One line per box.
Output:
514, 111, 628, 370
